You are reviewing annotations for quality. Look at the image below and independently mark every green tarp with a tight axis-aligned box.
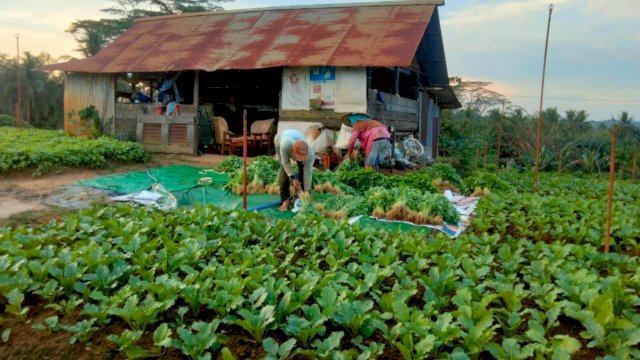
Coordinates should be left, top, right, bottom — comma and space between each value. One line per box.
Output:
78, 165, 228, 193
77, 165, 436, 233
77, 165, 293, 218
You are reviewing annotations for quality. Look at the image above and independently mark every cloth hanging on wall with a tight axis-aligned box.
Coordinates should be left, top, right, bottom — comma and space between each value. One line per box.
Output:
336, 67, 367, 113
281, 67, 310, 110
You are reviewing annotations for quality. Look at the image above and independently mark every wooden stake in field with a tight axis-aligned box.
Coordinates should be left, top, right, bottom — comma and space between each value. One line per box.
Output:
534, 4, 554, 193
604, 126, 618, 254
242, 109, 248, 209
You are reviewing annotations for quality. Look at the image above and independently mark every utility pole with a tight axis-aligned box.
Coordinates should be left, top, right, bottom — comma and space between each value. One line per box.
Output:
534, 4, 554, 193
15, 34, 23, 128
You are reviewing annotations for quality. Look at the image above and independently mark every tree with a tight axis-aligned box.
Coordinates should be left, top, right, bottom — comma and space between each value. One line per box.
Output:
613, 111, 640, 178
449, 77, 506, 116
0, 52, 63, 128
67, 0, 228, 57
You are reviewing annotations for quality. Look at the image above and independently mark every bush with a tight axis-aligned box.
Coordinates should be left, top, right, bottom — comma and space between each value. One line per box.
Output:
0, 114, 15, 127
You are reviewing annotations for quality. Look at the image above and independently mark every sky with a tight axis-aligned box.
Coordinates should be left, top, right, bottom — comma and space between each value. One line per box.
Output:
1, 0, 638, 121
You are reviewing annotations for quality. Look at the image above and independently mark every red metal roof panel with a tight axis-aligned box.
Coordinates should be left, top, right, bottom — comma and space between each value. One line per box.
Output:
41, 3, 435, 73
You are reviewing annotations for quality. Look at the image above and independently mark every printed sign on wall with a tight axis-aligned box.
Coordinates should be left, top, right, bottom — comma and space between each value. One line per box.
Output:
309, 66, 336, 108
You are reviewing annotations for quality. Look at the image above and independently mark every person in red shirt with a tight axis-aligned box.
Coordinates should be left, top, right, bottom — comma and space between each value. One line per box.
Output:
347, 119, 391, 171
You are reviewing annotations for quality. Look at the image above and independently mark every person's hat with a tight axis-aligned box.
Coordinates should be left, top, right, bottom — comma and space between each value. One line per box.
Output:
292, 140, 309, 162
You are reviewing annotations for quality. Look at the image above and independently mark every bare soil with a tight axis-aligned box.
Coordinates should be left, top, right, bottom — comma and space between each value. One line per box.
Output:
0, 153, 227, 225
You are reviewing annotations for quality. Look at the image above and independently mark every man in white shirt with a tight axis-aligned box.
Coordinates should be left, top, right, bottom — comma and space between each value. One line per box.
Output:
274, 129, 314, 211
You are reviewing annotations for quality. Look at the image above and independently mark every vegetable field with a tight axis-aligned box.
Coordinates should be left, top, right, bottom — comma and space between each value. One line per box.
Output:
0, 127, 149, 176
1, 170, 639, 359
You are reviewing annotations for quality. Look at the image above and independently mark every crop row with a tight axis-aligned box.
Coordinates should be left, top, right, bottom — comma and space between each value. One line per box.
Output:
0, 127, 149, 175
1, 200, 639, 359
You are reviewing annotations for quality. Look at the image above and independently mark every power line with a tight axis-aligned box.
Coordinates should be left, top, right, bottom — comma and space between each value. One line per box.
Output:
503, 94, 639, 103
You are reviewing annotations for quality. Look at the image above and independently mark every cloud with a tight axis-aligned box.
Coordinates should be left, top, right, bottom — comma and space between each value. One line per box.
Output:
583, 0, 640, 21
442, 0, 573, 28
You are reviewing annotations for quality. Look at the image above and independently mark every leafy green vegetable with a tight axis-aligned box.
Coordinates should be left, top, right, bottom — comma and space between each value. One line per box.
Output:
214, 156, 243, 173
226, 155, 280, 194
423, 163, 464, 191
0, 127, 148, 176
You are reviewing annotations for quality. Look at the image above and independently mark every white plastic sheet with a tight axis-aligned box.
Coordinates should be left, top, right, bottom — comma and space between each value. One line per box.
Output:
335, 67, 367, 113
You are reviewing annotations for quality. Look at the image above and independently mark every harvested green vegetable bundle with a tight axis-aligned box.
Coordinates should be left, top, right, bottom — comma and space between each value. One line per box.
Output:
301, 192, 369, 220
226, 156, 281, 194
366, 186, 460, 225
422, 163, 464, 192
337, 168, 392, 193
388, 171, 439, 194
213, 155, 243, 173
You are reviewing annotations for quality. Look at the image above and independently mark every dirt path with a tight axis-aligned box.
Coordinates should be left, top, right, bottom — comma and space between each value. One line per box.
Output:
0, 153, 227, 222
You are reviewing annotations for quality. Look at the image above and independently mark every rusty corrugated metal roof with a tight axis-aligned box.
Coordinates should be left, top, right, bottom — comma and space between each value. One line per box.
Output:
43, 2, 436, 73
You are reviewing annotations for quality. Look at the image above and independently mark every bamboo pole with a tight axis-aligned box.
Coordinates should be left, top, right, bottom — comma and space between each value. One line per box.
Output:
632, 151, 637, 179
534, 4, 554, 193
604, 126, 617, 254
242, 109, 248, 209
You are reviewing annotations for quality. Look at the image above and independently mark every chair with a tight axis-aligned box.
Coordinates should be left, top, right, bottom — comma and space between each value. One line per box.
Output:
250, 118, 276, 154
213, 116, 244, 155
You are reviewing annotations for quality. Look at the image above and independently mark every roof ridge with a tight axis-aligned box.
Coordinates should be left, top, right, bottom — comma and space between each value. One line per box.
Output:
134, 0, 444, 22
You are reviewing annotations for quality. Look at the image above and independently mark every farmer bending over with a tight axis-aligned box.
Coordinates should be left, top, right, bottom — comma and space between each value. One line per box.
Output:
347, 119, 391, 171
274, 129, 314, 211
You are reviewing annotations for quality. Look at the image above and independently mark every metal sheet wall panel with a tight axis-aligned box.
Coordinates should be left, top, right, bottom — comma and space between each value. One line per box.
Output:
63, 73, 115, 136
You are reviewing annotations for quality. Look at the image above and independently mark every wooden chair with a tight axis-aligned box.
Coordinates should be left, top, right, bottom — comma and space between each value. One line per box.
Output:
249, 118, 276, 154
213, 116, 245, 155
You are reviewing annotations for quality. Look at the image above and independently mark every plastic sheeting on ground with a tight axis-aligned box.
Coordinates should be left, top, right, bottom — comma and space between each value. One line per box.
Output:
75, 164, 474, 236
77, 165, 228, 194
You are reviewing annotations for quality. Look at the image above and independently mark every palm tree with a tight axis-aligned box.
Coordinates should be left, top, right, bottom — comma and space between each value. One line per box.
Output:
617, 111, 634, 125
613, 111, 639, 177
19, 52, 62, 126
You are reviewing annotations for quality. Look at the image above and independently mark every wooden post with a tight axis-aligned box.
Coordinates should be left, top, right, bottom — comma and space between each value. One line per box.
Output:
193, 70, 200, 155
242, 109, 248, 210
534, 4, 554, 193
604, 126, 617, 254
